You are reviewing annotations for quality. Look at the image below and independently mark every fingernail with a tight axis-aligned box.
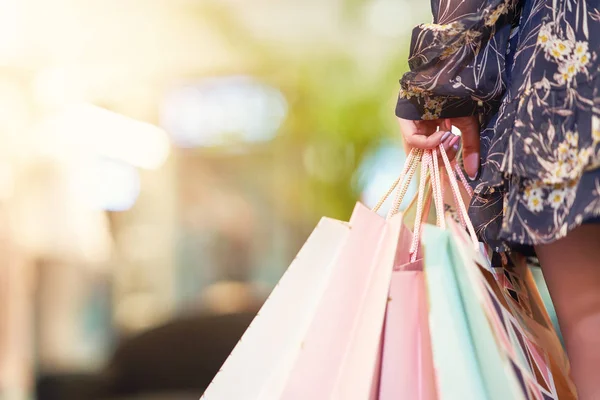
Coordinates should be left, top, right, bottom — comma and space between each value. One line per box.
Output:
452, 142, 459, 152
441, 131, 452, 142
448, 135, 460, 148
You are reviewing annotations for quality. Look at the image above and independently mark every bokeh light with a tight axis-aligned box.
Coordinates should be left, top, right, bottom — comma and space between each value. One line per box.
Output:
33, 66, 87, 108
75, 157, 141, 212
161, 76, 287, 148
35, 103, 171, 170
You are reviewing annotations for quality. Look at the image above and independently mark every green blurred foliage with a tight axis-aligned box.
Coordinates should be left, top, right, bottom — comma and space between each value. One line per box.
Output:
190, 1, 411, 223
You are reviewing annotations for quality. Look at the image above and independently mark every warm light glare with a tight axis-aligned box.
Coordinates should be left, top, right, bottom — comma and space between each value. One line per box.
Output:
33, 66, 86, 108
0, 162, 14, 200
0, 0, 21, 61
38, 104, 171, 170
11, 161, 113, 263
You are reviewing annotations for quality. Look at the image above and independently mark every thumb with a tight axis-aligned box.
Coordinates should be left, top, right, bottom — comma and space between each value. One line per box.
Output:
459, 121, 480, 180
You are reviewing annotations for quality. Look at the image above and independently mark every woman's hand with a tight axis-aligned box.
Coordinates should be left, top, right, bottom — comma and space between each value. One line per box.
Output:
398, 116, 480, 179
397, 117, 461, 163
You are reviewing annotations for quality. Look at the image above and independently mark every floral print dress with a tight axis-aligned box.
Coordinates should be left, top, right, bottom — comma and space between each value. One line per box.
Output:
396, 0, 600, 252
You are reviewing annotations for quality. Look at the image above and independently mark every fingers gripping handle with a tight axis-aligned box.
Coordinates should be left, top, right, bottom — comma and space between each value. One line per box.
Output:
372, 145, 479, 259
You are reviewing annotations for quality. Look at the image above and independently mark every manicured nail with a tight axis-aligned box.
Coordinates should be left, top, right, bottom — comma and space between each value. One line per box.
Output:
441, 131, 452, 142
452, 142, 460, 152
448, 135, 460, 148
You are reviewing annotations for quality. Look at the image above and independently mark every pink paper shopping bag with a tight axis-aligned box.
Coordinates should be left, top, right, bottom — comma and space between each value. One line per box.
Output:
279, 203, 403, 400
378, 228, 437, 400
378, 150, 440, 400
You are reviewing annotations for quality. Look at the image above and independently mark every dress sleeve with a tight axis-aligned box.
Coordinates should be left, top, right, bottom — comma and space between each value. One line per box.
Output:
396, 0, 522, 120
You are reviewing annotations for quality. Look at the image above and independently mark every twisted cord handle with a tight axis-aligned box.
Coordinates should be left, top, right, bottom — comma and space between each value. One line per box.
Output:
372, 148, 422, 214
438, 145, 479, 248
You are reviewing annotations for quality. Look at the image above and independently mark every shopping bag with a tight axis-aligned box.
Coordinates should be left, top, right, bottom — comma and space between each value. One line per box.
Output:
378, 151, 438, 400
423, 144, 576, 400
200, 217, 350, 399
429, 218, 576, 400
424, 222, 521, 400
279, 204, 403, 400
379, 232, 437, 400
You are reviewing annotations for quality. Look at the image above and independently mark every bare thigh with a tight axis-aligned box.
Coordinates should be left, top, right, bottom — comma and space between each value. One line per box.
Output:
536, 223, 600, 399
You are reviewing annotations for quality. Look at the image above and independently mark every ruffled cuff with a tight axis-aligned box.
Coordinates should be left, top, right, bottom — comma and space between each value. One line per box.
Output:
395, 91, 480, 120
395, 0, 520, 120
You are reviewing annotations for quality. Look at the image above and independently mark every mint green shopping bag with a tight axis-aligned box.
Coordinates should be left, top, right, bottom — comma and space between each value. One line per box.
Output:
418, 144, 575, 400
422, 219, 577, 400
422, 224, 522, 400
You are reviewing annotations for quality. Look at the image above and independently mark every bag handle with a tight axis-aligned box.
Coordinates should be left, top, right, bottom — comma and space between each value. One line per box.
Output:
407, 145, 479, 258
437, 145, 479, 249
371, 144, 479, 259
408, 151, 432, 261
430, 148, 445, 229
454, 161, 474, 197
407, 149, 453, 261
371, 148, 422, 217
374, 147, 473, 220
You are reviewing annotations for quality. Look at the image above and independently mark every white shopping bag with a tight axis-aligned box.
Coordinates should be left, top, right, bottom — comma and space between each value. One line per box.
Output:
200, 217, 350, 400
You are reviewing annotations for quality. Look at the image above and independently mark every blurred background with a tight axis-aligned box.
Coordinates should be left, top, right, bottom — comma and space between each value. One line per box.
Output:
0, 0, 428, 398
